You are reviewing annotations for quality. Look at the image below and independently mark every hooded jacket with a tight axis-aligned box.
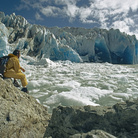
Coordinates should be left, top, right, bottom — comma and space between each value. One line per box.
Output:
4, 53, 28, 87
5, 54, 22, 73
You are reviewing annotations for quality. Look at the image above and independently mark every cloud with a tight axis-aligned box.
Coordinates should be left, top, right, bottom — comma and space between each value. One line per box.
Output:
17, 0, 138, 37
65, 3, 79, 17
90, 0, 138, 12
35, 12, 43, 21
17, 0, 138, 22
40, 6, 62, 17
111, 20, 133, 33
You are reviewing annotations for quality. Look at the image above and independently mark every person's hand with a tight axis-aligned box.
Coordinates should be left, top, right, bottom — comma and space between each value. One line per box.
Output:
21, 67, 25, 72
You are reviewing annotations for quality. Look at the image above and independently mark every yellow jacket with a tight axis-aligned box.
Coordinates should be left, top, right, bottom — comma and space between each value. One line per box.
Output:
4, 53, 28, 87
5, 54, 22, 73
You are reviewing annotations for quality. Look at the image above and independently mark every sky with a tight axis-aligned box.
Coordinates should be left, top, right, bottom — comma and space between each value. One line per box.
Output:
0, 0, 138, 37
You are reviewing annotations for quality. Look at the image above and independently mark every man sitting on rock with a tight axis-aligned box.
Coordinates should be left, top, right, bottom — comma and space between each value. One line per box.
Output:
4, 49, 29, 93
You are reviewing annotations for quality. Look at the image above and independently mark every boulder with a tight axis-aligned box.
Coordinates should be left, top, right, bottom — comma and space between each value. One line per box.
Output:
0, 78, 50, 138
44, 100, 138, 138
69, 130, 117, 138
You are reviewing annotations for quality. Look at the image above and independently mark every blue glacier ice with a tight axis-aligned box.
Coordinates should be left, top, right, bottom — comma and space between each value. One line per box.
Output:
49, 27, 138, 64
94, 35, 111, 63
50, 45, 82, 62
0, 12, 138, 64
0, 22, 10, 56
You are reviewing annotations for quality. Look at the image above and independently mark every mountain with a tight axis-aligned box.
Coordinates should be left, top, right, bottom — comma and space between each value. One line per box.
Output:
0, 12, 138, 64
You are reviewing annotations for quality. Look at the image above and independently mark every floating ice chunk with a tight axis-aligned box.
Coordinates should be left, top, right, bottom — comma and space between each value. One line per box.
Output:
57, 80, 81, 89
21, 55, 37, 63
28, 58, 56, 67
28, 80, 41, 88
36, 99, 41, 104
46, 87, 113, 107
112, 93, 132, 101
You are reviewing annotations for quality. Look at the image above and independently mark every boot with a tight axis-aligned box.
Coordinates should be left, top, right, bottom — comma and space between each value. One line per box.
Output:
21, 87, 29, 93
13, 79, 20, 87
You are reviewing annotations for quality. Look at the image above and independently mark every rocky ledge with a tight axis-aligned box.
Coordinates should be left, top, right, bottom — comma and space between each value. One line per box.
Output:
0, 78, 50, 138
44, 100, 138, 138
0, 77, 138, 138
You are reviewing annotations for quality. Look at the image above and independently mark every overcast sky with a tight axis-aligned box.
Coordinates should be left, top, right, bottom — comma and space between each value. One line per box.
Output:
0, 0, 138, 37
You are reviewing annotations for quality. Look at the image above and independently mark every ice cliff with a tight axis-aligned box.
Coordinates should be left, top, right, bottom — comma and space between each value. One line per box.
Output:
0, 12, 138, 64
49, 27, 138, 64
0, 12, 82, 63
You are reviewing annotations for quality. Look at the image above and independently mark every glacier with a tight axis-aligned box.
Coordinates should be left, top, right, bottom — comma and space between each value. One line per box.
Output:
0, 12, 138, 64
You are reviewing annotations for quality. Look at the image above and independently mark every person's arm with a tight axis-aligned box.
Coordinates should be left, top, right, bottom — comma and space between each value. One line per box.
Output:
20, 67, 25, 72
13, 59, 21, 73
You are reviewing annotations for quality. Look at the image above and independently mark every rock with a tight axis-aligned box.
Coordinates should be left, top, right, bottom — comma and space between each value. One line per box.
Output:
0, 78, 50, 138
44, 100, 138, 138
69, 130, 117, 138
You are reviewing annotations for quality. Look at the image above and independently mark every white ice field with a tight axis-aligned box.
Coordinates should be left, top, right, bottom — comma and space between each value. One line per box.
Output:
20, 57, 138, 113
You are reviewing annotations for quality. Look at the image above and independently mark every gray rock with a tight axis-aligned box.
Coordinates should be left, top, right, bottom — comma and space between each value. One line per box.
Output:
69, 130, 117, 138
44, 100, 138, 138
0, 78, 50, 138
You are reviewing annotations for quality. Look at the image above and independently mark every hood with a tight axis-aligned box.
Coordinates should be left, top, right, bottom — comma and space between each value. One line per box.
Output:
8, 53, 18, 58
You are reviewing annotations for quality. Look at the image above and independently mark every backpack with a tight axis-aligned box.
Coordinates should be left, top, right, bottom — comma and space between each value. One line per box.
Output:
0, 56, 10, 78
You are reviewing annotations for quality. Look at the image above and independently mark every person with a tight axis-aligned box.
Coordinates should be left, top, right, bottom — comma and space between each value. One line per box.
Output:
4, 49, 29, 93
